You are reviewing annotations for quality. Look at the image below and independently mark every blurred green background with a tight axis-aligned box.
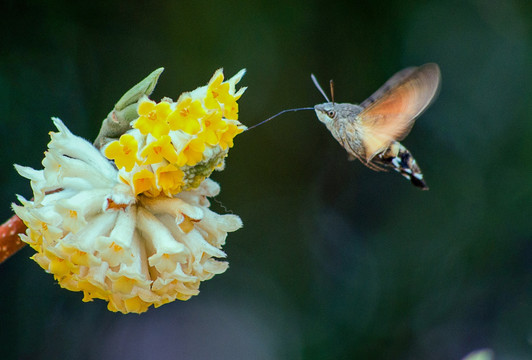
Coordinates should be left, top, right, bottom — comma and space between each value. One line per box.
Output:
1, 0, 531, 359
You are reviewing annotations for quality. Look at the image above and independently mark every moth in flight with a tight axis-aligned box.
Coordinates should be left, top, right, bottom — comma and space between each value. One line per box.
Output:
247, 63, 441, 189
312, 63, 441, 190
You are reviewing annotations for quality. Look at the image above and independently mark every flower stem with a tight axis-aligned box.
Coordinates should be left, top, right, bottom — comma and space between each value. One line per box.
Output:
0, 215, 27, 264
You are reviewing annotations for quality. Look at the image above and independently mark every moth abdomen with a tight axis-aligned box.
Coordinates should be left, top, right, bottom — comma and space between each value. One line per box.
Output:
376, 141, 428, 190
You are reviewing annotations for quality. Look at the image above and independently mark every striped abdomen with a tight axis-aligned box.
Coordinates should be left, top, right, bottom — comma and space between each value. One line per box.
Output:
374, 141, 428, 190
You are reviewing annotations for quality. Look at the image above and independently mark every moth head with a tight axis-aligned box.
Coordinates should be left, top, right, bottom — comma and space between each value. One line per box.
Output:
314, 102, 338, 126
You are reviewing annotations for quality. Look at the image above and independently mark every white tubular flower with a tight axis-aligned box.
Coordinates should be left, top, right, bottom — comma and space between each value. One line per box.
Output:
13, 69, 245, 314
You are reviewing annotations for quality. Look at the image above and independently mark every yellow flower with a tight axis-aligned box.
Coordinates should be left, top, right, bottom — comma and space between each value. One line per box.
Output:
133, 100, 171, 138
198, 111, 228, 145
132, 169, 158, 196
167, 97, 205, 134
223, 99, 240, 121
176, 138, 206, 167
140, 135, 179, 165
219, 123, 244, 150
205, 69, 241, 120
155, 164, 185, 196
12, 67, 247, 314
104, 134, 139, 171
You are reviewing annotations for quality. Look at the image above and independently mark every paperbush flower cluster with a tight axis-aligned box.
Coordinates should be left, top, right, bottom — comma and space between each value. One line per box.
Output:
104, 69, 246, 197
13, 69, 246, 313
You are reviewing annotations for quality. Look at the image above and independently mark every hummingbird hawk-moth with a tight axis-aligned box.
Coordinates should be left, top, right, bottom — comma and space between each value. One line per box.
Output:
312, 63, 441, 190
247, 63, 441, 190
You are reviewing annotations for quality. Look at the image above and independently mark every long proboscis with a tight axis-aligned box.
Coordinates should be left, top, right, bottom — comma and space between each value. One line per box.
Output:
246, 107, 314, 131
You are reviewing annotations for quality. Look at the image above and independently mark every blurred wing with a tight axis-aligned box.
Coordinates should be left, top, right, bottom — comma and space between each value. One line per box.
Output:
359, 66, 418, 109
358, 63, 441, 160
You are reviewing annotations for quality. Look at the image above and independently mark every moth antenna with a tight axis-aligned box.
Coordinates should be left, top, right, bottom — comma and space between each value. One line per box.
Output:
246, 107, 314, 131
311, 74, 330, 102
329, 79, 335, 104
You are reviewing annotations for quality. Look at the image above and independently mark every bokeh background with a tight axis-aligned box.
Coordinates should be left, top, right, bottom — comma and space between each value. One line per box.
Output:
1, 0, 531, 359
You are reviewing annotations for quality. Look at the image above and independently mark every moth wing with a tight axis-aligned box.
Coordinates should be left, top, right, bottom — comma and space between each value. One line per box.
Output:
359, 66, 418, 109
358, 63, 441, 161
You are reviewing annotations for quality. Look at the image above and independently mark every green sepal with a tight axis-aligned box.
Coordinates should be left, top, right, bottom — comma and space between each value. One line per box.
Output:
94, 68, 164, 149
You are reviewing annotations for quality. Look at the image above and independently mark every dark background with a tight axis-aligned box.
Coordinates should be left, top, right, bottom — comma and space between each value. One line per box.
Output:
1, 1, 531, 359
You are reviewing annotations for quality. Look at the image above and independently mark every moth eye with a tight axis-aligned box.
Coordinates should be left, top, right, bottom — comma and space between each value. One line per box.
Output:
327, 110, 336, 118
